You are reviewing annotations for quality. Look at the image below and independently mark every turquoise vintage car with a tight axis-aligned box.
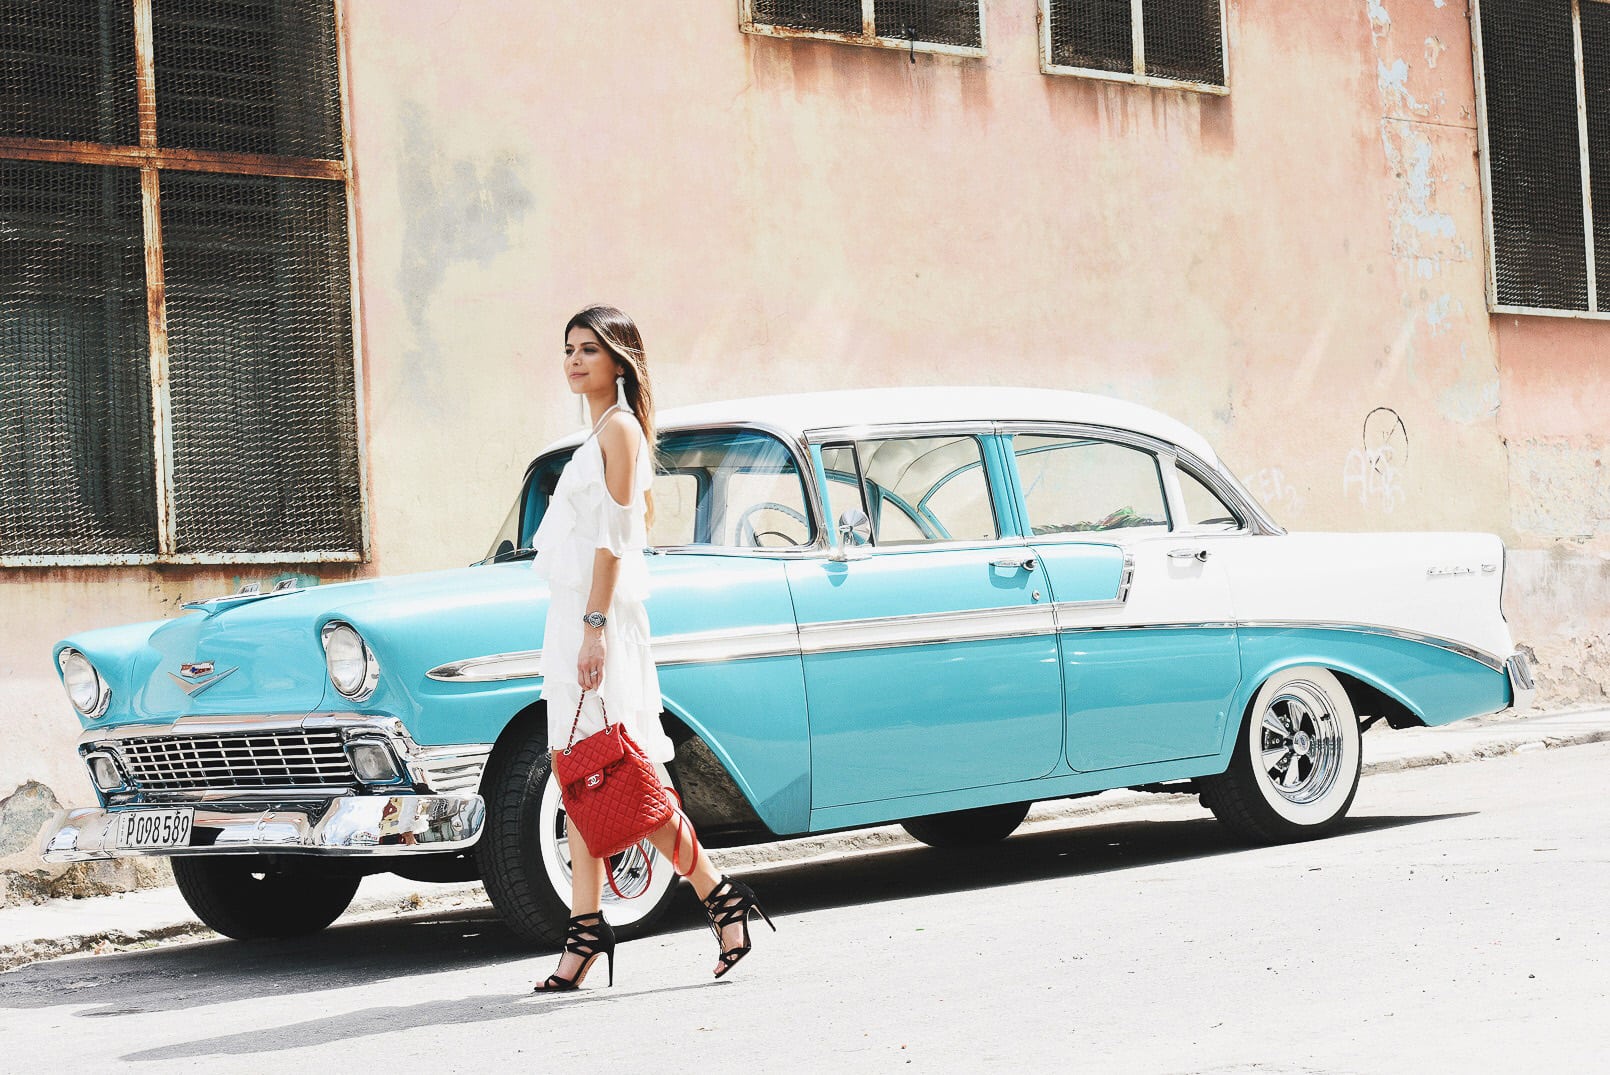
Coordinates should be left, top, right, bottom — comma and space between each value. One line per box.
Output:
44, 388, 1535, 944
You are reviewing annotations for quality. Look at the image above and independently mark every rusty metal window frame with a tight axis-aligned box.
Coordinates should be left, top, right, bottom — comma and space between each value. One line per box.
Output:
0, 0, 370, 567
1472, 0, 1609, 321
1037, 0, 1229, 96
740, 1, 989, 59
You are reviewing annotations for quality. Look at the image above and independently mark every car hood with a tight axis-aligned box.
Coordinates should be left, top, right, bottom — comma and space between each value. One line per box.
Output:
59, 564, 552, 729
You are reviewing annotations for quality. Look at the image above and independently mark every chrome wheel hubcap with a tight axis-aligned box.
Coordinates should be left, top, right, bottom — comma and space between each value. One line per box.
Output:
1257, 683, 1343, 805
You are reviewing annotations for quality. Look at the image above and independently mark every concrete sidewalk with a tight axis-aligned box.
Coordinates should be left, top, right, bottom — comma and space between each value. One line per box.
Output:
3, 706, 1606, 973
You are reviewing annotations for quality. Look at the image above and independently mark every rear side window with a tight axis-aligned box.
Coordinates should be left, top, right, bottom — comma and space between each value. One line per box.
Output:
1014, 435, 1170, 536
1177, 467, 1243, 531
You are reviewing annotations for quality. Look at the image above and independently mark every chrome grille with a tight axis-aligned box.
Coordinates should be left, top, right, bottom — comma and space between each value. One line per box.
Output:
116, 728, 354, 791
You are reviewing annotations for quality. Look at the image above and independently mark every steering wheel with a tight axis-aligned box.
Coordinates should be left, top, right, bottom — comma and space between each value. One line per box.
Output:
735, 502, 810, 547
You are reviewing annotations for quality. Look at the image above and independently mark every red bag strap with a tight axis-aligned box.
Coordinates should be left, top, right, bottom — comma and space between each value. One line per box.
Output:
598, 792, 700, 901
562, 689, 614, 754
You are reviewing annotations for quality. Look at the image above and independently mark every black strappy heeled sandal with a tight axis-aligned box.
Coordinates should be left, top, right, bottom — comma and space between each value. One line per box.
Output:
703, 875, 776, 979
532, 912, 616, 992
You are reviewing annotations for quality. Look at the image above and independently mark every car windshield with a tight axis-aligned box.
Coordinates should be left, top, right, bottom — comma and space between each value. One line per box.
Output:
480, 428, 813, 564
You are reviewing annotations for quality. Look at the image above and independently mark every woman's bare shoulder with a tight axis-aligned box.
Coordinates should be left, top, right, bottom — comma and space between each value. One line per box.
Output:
597, 409, 644, 456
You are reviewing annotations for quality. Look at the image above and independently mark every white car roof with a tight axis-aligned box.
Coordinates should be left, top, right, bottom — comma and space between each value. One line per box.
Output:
545, 387, 1222, 466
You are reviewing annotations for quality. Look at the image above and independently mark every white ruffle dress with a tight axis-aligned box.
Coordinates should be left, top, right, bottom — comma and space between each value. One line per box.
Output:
531, 417, 674, 763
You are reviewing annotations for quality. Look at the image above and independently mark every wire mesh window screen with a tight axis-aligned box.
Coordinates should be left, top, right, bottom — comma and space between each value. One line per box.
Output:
0, 0, 139, 144
1477, 0, 1589, 310
1143, 0, 1223, 85
152, 0, 343, 158
872, 2, 983, 49
1582, 1, 1610, 311
751, 0, 864, 34
1048, 0, 1134, 74
0, 160, 156, 557
160, 172, 360, 555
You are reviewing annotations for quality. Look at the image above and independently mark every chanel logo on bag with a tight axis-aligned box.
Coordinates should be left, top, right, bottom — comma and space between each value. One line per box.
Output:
586, 773, 602, 788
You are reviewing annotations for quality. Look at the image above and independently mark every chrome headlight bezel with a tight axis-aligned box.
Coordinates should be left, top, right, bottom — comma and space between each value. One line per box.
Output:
321, 621, 380, 702
59, 648, 111, 718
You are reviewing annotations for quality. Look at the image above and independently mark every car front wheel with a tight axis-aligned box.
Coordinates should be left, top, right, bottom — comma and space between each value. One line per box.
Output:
1199, 666, 1362, 843
477, 721, 680, 946
171, 856, 361, 940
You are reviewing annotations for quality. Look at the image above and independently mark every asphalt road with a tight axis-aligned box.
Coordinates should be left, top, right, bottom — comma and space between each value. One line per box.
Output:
4, 742, 1606, 1074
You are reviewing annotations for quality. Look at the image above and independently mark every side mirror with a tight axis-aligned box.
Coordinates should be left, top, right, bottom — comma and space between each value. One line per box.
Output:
831, 509, 871, 561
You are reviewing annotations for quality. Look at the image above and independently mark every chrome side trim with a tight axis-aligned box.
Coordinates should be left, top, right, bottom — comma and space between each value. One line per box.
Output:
1055, 620, 1238, 633
41, 794, 486, 862
1237, 620, 1508, 672
656, 625, 801, 665
798, 604, 1057, 654
427, 649, 543, 683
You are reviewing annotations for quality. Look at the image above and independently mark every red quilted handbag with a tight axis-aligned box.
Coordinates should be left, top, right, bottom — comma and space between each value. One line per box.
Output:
554, 691, 680, 887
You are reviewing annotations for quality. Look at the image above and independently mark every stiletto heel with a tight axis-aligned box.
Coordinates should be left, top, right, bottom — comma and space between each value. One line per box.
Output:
533, 913, 616, 992
702, 874, 775, 979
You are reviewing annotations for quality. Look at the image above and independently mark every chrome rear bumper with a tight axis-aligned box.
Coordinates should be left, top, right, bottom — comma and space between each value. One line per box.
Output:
1506, 650, 1537, 712
40, 793, 485, 863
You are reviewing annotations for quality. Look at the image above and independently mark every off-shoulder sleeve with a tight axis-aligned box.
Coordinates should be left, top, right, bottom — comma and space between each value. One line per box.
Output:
591, 485, 638, 557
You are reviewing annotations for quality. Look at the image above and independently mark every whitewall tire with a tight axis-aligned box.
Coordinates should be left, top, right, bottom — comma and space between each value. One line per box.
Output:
1200, 666, 1362, 843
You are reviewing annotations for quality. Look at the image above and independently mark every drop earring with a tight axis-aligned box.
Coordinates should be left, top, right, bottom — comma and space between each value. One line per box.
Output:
615, 374, 628, 410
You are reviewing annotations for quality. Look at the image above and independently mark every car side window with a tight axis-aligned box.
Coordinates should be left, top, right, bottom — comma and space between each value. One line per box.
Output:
1014, 435, 1171, 536
651, 430, 812, 549
828, 436, 997, 546
647, 472, 700, 546
1177, 467, 1244, 531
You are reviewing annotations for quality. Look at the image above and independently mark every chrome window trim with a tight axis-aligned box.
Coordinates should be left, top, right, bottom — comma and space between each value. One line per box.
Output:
995, 420, 1283, 537
804, 420, 998, 445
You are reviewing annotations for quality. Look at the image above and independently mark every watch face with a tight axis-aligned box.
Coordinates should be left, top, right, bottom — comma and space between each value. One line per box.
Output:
584, 611, 607, 629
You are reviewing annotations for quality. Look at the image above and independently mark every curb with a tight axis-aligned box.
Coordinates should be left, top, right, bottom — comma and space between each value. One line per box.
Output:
4, 725, 1607, 973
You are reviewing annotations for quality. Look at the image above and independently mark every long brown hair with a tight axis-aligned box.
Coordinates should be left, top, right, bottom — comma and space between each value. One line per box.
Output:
565, 304, 656, 448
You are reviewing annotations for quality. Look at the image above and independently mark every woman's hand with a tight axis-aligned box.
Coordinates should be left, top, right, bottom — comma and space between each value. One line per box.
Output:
577, 632, 606, 690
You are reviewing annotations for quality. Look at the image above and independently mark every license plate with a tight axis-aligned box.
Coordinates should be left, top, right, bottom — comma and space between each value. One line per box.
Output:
114, 808, 194, 851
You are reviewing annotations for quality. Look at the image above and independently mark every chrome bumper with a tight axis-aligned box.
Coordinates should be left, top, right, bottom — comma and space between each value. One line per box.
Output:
1506, 650, 1537, 712
40, 793, 485, 863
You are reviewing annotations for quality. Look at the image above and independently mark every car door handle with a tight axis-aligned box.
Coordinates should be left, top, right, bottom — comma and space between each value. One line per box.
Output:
1168, 548, 1210, 562
990, 555, 1037, 572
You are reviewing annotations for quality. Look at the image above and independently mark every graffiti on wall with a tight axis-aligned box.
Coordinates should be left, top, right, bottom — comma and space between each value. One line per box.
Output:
1247, 467, 1305, 515
1342, 407, 1410, 513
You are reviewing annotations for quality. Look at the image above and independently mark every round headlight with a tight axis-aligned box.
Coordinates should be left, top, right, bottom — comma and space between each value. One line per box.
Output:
59, 649, 110, 717
321, 622, 379, 701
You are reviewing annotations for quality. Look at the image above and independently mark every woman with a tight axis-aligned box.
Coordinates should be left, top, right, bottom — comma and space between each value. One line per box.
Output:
529, 305, 774, 992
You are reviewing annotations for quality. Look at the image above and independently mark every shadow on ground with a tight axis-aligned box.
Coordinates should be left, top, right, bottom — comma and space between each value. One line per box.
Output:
0, 807, 1472, 1048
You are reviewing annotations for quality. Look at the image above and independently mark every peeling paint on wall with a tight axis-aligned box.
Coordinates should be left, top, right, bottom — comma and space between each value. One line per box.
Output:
1508, 438, 1610, 541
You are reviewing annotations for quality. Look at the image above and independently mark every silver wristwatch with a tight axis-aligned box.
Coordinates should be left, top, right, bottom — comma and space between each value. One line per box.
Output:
582, 610, 607, 630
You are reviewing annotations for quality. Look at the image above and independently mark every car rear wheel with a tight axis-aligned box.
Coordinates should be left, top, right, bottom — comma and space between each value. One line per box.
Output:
901, 802, 1031, 848
171, 856, 361, 940
1200, 666, 1362, 843
477, 721, 680, 946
